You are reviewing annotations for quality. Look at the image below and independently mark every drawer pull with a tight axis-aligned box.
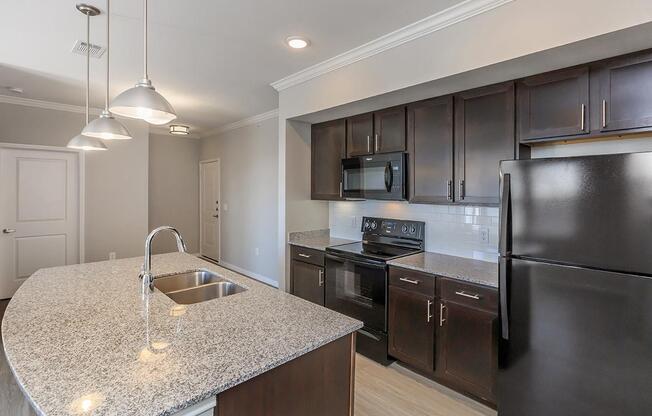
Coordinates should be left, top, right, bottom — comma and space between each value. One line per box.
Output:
439, 303, 446, 327
399, 277, 420, 285
298, 253, 311, 258
318, 269, 324, 287
455, 290, 481, 300
427, 300, 433, 323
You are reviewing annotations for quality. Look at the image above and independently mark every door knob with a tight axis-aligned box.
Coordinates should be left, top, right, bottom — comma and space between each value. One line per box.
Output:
212, 215, 219, 218
3, 228, 16, 234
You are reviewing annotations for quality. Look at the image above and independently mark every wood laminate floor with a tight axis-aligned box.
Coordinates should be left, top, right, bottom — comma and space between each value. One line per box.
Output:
1, 298, 495, 416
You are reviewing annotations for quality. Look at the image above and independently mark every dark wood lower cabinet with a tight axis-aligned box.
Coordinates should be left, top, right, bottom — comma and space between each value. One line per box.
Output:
436, 300, 498, 404
216, 333, 355, 416
290, 259, 325, 306
388, 286, 435, 373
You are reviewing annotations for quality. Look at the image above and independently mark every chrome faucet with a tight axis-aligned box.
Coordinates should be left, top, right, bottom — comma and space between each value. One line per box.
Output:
140, 226, 187, 294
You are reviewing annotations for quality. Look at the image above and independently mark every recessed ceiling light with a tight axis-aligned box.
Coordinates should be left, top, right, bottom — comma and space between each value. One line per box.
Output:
286, 36, 310, 49
169, 124, 190, 135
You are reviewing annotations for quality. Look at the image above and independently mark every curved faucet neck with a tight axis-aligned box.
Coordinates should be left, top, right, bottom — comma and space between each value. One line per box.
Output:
141, 226, 187, 293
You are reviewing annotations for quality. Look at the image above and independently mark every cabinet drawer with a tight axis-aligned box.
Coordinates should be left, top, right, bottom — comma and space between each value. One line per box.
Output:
439, 278, 497, 312
291, 246, 325, 267
389, 267, 436, 297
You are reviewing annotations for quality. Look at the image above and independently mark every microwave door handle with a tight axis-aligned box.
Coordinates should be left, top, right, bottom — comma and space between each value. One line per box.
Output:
384, 162, 393, 192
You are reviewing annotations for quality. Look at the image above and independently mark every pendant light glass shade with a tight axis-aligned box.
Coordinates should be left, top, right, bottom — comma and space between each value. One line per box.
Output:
83, 0, 132, 140
67, 4, 107, 151
109, 0, 176, 125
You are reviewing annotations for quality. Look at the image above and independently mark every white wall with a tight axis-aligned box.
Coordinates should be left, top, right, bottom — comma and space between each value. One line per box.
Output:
148, 133, 200, 254
200, 117, 279, 285
0, 102, 149, 262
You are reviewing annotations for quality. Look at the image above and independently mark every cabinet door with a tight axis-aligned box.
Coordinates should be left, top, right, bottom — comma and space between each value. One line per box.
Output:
594, 51, 652, 133
407, 96, 454, 204
346, 113, 374, 157
455, 82, 515, 205
437, 301, 497, 402
291, 260, 325, 306
374, 106, 406, 154
311, 119, 346, 200
517, 66, 589, 141
388, 286, 435, 373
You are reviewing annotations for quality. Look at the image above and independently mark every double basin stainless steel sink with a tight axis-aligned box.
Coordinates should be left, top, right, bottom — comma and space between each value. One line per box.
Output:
153, 270, 246, 305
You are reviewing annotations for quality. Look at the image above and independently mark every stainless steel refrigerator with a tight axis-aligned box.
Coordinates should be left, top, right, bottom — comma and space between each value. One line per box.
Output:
498, 152, 652, 416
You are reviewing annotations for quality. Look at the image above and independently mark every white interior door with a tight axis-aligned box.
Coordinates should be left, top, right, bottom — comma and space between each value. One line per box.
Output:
200, 160, 220, 261
0, 147, 80, 299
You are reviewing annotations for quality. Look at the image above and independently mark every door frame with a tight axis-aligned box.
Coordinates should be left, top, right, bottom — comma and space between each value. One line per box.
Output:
199, 158, 221, 262
0, 142, 85, 263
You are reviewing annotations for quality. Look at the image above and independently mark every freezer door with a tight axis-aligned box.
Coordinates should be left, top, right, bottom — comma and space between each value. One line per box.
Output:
498, 258, 652, 416
500, 152, 652, 275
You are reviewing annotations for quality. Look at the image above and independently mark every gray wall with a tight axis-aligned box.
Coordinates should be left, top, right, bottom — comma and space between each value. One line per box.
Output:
0, 102, 149, 262
148, 133, 200, 254
200, 117, 279, 285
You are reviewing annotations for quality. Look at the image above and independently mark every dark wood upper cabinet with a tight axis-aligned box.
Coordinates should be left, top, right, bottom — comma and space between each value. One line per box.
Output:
290, 259, 325, 306
388, 286, 435, 373
455, 82, 516, 205
517, 66, 590, 142
374, 106, 406, 153
593, 50, 652, 133
407, 96, 454, 204
437, 300, 497, 403
346, 113, 374, 157
311, 119, 346, 200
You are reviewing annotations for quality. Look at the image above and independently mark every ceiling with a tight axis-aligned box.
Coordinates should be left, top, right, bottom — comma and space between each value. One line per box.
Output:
0, 0, 464, 135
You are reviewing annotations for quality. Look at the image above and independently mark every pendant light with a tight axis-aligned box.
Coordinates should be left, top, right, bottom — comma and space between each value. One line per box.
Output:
82, 0, 132, 140
67, 4, 108, 151
109, 0, 176, 125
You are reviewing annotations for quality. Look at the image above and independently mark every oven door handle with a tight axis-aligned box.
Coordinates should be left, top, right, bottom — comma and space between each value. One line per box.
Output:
384, 162, 393, 193
325, 254, 387, 269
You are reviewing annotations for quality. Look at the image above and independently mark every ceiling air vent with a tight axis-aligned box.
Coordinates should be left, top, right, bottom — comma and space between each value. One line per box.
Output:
71, 40, 106, 58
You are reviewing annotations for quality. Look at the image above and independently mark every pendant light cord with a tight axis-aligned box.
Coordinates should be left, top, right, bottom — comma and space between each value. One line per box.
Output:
86, 12, 90, 125
143, 0, 148, 79
105, 0, 110, 111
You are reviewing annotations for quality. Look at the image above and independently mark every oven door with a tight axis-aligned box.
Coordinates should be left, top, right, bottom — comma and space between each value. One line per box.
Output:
325, 254, 387, 332
341, 152, 406, 200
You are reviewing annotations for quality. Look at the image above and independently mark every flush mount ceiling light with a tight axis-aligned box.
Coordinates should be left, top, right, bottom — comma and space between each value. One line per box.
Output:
67, 4, 107, 152
169, 124, 190, 135
286, 36, 310, 49
109, 0, 176, 125
82, 0, 132, 140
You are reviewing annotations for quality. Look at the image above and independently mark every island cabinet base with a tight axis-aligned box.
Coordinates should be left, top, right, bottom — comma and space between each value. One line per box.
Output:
215, 333, 356, 416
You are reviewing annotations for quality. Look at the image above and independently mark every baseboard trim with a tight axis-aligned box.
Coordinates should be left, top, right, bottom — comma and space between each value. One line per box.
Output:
215, 260, 279, 288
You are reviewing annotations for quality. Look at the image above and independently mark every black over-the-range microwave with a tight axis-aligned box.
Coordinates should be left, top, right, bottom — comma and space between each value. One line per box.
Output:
341, 152, 406, 200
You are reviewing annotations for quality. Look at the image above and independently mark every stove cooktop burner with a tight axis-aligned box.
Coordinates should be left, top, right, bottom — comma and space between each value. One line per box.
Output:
326, 241, 421, 262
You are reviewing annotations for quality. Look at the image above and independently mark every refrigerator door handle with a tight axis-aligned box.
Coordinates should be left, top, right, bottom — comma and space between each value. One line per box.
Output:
499, 257, 510, 340
499, 172, 511, 257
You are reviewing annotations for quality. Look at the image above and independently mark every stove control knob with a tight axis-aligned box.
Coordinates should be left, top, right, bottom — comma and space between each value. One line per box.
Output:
410, 225, 417, 234
363, 220, 370, 230
401, 224, 409, 234
370, 221, 377, 230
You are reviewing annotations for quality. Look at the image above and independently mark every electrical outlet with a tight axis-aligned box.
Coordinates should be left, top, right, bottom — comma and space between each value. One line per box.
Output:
480, 228, 489, 243
109, 252, 116, 260
350, 216, 357, 228
254, 247, 260, 256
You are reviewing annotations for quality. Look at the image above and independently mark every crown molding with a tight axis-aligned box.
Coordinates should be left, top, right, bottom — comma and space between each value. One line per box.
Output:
0, 94, 102, 115
202, 108, 279, 138
270, 0, 514, 91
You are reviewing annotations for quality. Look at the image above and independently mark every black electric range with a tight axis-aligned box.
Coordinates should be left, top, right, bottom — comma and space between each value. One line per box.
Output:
324, 217, 425, 364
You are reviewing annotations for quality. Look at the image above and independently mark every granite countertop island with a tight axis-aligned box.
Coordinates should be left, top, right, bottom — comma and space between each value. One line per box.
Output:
2, 253, 362, 416
388, 252, 499, 288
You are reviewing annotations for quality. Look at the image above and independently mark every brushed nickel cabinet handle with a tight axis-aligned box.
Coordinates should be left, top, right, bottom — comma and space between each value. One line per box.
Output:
318, 269, 324, 287
298, 253, 311, 258
455, 290, 481, 300
602, 99, 607, 128
367, 135, 371, 153
580, 103, 586, 131
459, 180, 465, 200
374, 133, 380, 153
3, 228, 16, 234
427, 300, 434, 323
399, 277, 420, 285
447, 180, 452, 201
339, 181, 343, 198
439, 303, 446, 327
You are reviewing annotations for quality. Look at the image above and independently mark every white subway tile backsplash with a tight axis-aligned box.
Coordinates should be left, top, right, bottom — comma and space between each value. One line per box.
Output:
329, 201, 499, 262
